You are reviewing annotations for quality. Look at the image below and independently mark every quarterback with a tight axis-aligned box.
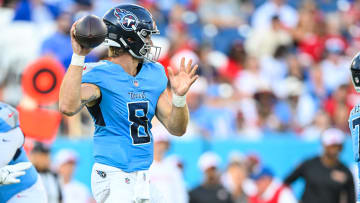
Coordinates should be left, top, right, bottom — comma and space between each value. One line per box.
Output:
59, 4, 198, 203
0, 102, 47, 203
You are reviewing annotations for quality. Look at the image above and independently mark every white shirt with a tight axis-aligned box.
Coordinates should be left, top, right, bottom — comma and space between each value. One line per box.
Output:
149, 159, 188, 203
252, 1, 298, 29
321, 58, 350, 93
62, 180, 91, 203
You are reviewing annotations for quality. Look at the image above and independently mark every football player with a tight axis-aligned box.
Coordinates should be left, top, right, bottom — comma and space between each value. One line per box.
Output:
59, 4, 198, 203
349, 53, 360, 203
0, 102, 47, 202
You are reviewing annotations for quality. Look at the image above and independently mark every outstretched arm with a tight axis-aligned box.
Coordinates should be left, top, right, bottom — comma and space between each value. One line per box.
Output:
59, 20, 100, 116
156, 57, 198, 136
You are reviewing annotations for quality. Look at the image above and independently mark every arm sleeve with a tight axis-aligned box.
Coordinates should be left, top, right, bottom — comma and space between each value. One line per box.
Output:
284, 161, 306, 185
189, 190, 197, 203
345, 170, 356, 203
0, 127, 24, 167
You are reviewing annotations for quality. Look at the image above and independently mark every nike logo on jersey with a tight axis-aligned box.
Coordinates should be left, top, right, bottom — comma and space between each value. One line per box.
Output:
1, 138, 10, 142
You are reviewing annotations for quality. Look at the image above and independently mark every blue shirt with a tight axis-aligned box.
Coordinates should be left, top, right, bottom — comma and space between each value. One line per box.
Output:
82, 60, 168, 172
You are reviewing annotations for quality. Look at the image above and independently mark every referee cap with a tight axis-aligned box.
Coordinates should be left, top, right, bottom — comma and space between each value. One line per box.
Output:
198, 151, 221, 172
321, 128, 345, 146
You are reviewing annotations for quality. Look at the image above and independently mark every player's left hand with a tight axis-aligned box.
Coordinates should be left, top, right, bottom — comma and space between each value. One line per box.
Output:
167, 57, 199, 96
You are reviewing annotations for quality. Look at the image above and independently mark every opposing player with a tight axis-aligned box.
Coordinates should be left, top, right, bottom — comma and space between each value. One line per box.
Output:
0, 102, 47, 203
59, 4, 198, 203
349, 53, 360, 203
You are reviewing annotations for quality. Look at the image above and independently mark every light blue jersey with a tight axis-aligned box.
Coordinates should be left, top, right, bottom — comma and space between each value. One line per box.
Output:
82, 60, 168, 172
349, 104, 360, 201
0, 102, 38, 202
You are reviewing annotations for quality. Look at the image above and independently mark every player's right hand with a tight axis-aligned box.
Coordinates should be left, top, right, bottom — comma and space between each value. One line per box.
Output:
0, 162, 32, 185
70, 20, 92, 56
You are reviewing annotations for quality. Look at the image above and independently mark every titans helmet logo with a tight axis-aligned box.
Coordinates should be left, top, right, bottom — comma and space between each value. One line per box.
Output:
114, 8, 138, 31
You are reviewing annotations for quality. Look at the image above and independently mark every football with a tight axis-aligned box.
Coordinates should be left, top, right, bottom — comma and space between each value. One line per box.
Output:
74, 15, 108, 49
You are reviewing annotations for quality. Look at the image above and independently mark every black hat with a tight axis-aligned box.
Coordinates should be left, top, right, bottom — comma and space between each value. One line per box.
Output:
31, 142, 50, 154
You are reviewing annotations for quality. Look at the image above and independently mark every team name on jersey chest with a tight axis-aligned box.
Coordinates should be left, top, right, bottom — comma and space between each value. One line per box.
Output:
128, 91, 146, 100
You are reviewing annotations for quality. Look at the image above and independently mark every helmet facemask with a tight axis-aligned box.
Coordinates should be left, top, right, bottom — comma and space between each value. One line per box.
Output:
351, 68, 360, 93
131, 27, 161, 62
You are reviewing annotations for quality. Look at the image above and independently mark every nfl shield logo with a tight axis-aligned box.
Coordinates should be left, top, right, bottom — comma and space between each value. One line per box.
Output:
133, 80, 139, 87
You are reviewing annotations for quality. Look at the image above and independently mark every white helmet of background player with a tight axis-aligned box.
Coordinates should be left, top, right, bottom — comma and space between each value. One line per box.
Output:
350, 52, 360, 92
102, 4, 161, 62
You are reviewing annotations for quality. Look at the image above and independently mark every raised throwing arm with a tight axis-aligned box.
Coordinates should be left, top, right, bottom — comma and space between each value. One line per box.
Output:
59, 20, 100, 116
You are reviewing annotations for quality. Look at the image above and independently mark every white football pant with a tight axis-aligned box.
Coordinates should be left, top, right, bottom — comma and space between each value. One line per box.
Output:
91, 163, 164, 203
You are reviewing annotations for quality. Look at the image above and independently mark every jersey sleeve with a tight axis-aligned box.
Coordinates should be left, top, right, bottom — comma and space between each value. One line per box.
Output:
349, 105, 360, 162
81, 62, 104, 86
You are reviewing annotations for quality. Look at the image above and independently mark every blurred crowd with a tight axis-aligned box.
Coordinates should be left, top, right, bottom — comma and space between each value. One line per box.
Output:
0, 0, 360, 140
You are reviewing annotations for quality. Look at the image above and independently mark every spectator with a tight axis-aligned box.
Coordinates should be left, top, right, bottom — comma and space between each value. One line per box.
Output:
54, 149, 92, 203
274, 77, 317, 132
284, 128, 355, 203
41, 11, 73, 69
196, 43, 219, 83
221, 152, 252, 203
251, 0, 298, 29
292, 0, 325, 63
249, 167, 297, 203
235, 56, 269, 97
219, 41, 246, 83
187, 77, 236, 138
198, 0, 243, 29
324, 84, 351, 121
246, 15, 292, 58
305, 63, 328, 104
189, 152, 232, 203
149, 125, 188, 203
30, 142, 62, 203
301, 110, 331, 141
320, 31, 350, 93
259, 45, 289, 92
253, 84, 278, 132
